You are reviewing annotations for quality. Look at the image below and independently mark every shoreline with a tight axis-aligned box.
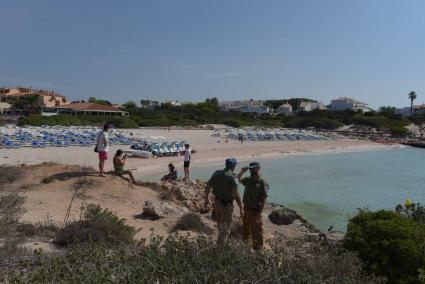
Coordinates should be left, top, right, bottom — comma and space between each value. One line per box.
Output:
0, 127, 405, 174
134, 142, 404, 178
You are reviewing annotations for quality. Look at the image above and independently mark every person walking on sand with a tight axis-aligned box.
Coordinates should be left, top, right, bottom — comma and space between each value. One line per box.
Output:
204, 158, 244, 244
96, 123, 110, 177
238, 161, 268, 252
183, 144, 191, 180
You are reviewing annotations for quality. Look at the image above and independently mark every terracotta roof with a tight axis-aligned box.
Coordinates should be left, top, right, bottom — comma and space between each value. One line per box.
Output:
57, 103, 125, 112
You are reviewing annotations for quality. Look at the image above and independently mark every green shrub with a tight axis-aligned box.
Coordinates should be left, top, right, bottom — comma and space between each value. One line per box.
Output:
396, 202, 425, 224
55, 204, 136, 246
390, 126, 409, 137
284, 117, 344, 129
18, 114, 139, 129
0, 193, 26, 237
171, 213, 212, 234
223, 119, 242, 128
344, 209, 425, 283
8, 235, 379, 283
105, 117, 139, 128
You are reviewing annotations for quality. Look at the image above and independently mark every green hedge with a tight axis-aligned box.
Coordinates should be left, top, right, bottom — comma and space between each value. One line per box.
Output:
344, 210, 425, 283
18, 115, 139, 129
284, 117, 344, 129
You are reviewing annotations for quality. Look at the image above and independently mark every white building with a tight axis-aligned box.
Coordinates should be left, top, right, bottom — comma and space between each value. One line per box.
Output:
298, 101, 326, 112
0, 102, 11, 114
219, 100, 270, 114
277, 103, 293, 114
395, 105, 425, 117
329, 97, 371, 112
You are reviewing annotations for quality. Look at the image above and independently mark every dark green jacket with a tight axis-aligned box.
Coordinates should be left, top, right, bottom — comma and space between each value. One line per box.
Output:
241, 176, 268, 210
207, 169, 237, 202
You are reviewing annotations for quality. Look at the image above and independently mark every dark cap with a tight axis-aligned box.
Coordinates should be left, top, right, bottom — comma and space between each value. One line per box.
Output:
225, 157, 238, 167
248, 161, 260, 169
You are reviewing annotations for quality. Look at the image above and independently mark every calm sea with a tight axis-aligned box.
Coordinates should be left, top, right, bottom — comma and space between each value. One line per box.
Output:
139, 148, 425, 231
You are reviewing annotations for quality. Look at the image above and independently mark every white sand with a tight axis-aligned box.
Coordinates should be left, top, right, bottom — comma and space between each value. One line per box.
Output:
0, 129, 400, 177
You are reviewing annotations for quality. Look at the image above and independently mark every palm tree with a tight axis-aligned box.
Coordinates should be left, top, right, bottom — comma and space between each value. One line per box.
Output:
408, 91, 417, 114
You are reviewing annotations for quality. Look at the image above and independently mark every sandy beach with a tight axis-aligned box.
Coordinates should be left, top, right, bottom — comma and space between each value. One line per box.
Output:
1, 129, 400, 174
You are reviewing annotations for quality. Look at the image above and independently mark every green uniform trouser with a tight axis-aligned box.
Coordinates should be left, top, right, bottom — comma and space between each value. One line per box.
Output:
243, 208, 264, 250
214, 198, 233, 244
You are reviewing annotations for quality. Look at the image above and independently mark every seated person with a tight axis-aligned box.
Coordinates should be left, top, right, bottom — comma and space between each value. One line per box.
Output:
113, 149, 137, 184
161, 163, 178, 181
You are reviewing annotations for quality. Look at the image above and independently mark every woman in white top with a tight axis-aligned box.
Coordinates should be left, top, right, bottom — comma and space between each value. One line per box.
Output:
97, 124, 110, 177
183, 144, 191, 180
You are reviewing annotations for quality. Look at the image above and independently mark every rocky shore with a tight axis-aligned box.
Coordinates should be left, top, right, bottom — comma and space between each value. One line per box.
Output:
0, 163, 344, 251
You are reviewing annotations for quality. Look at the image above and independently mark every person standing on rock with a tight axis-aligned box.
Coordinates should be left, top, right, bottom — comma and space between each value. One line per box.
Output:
204, 158, 244, 244
238, 161, 268, 251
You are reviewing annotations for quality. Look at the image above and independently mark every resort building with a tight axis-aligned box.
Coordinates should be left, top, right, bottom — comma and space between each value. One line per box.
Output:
219, 100, 270, 114
329, 97, 371, 112
0, 87, 69, 107
0, 102, 11, 114
51, 103, 129, 116
395, 105, 425, 117
298, 101, 326, 112
277, 103, 293, 114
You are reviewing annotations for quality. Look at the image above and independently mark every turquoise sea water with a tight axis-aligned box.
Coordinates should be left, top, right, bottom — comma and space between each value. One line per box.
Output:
141, 148, 425, 231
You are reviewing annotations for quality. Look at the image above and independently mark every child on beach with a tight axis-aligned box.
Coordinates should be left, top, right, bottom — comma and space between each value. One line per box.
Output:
161, 163, 178, 181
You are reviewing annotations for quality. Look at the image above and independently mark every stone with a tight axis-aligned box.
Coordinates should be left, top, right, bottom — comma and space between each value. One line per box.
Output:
142, 200, 161, 220
268, 208, 298, 225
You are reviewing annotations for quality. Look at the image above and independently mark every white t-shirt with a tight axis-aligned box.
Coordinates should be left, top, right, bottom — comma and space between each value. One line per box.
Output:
97, 131, 109, 152
184, 149, 191, 162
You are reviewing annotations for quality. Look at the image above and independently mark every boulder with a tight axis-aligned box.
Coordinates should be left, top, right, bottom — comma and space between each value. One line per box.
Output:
142, 201, 160, 220
268, 208, 298, 225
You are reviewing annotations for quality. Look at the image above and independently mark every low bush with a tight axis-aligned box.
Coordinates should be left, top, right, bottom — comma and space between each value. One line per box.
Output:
8, 235, 379, 283
16, 221, 59, 238
396, 202, 425, 224
55, 204, 136, 246
0, 193, 26, 236
18, 114, 139, 129
171, 212, 212, 234
344, 209, 425, 283
390, 126, 410, 137
284, 117, 344, 129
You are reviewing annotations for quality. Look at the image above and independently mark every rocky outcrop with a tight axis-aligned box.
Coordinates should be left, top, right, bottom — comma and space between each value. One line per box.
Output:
268, 208, 298, 225
151, 180, 213, 213
140, 200, 187, 220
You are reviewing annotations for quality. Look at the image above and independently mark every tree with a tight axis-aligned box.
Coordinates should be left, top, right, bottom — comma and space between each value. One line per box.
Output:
140, 99, 151, 108
379, 106, 396, 116
123, 101, 137, 111
12, 94, 40, 114
408, 91, 417, 115
88, 97, 97, 103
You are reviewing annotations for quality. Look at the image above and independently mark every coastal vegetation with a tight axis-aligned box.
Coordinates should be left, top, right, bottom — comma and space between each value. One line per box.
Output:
0, 194, 377, 283
15, 98, 414, 136
18, 114, 139, 128
344, 207, 425, 283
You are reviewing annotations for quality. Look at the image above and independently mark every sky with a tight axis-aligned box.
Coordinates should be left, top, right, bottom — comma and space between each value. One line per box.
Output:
1, 0, 425, 108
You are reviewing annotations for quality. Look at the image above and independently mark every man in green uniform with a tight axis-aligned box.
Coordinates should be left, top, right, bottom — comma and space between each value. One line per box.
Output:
204, 158, 244, 244
239, 161, 268, 251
